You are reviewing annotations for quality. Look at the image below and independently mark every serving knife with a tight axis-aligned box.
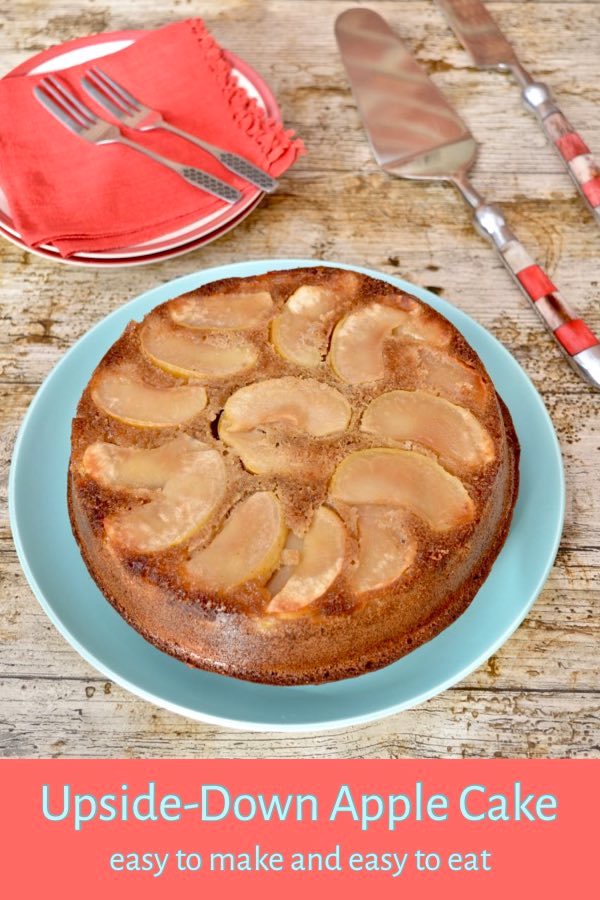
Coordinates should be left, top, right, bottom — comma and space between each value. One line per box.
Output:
335, 7, 600, 388
435, 0, 600, 224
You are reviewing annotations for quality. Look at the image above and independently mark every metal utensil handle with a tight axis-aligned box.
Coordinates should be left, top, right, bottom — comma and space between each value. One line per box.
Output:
118, 137, 240, 203
161, 122, 278, 193
218, 152, 278, 193
178, 167, 241, 203
473, 201, 600, 388
521, 81, 600, 224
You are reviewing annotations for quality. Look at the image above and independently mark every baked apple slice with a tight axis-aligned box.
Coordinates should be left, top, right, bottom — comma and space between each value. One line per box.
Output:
169, 290, 273, 330
103, 441, 226, 553
411, 346, 488, 411
361, 390, 494, 470
268, 507, 346, 613
270, 285, 339, 367
186, 492, 287, 589
329, 448, 474, 531
141, 317, 257, 379
329, 302, 450, 384
91, 367, 207, 427
350, 507, 417, 594
82, 435, 210, 493
219, 376, 351, 475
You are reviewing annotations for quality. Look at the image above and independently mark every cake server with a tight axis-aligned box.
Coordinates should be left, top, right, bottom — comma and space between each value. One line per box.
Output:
335, 7, 600, 388
435, 0, 600, 225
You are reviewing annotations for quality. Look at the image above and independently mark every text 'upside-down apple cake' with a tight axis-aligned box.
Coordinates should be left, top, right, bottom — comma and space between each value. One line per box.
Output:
69, 267, 520, 684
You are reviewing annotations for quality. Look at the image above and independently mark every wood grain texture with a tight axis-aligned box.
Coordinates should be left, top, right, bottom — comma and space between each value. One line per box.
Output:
0, 0, 599, 758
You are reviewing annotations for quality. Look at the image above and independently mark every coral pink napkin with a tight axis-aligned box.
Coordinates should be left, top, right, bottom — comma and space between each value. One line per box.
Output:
0, 19, 304, 256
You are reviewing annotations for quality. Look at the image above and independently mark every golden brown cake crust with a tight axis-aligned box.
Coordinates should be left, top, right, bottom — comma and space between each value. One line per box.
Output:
68, 267, 520, 685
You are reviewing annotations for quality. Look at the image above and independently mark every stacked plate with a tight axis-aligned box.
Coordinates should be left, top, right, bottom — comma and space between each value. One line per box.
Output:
0, 31, 280, 267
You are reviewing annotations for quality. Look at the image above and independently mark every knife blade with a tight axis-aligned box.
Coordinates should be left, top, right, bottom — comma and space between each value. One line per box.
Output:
436, 0, 600, 224
435, 0, 517, 68
335, 7, 600, 388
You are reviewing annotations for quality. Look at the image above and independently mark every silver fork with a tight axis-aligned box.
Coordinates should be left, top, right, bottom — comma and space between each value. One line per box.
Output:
34, 75, 242, 204
81, 66, 278, 194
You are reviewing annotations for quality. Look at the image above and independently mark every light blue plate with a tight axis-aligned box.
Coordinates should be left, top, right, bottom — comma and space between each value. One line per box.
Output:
9, 260, 564, 732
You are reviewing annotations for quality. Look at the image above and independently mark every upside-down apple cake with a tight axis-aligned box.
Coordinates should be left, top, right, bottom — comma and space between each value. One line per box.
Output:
69, 266, 519, 684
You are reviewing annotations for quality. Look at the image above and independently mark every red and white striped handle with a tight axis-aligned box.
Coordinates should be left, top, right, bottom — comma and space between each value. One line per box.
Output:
522, 82, 600, 224
544, 112, 600, 222
472, 200, 600, 387
501, 239, 598, 355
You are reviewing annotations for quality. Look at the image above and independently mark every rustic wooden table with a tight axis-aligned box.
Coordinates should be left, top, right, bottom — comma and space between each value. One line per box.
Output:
1, 0, 599, 758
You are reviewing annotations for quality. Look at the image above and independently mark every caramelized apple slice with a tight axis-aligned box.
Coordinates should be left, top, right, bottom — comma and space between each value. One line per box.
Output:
82, 435, 209, 493
266, 533, 304, 596
169, 290, 273, 330
387, 301, 451, 348
329, 448, 474, 531
268, 507, 346, 613
186, 492, 287, 589
412, 346, 488, 411
270, 285, 338, 367
351, 507, 417, 594
141, 318, 257, 379
221, 376, 351, 435
219, 377, 351, 475
91, 367, 207, 427
361, 390, 495, 470
104, 444, 226, 553
329, 302, 450, 384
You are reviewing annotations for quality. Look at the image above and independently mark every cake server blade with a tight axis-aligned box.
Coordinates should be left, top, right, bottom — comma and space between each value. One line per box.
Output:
335, 7, 600, 387
334, 7, 476, 179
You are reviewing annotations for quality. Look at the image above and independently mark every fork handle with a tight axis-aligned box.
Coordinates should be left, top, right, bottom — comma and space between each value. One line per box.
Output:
160, 122, 278, 193
118, 137, 241, 203
472, 199, 600, 388
518, 78, 600, 225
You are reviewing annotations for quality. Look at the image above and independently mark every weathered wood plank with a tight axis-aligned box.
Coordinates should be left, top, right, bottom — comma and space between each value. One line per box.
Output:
1, 678, 598, 759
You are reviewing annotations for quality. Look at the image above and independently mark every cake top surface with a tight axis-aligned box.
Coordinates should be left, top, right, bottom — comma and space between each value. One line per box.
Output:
71, 266, 505, 620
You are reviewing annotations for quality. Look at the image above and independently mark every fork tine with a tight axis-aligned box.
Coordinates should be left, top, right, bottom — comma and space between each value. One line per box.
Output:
40, 78, 90, 128
45, 75, 97, 124
34, 85, 84, 134
82, 75, 127, 120
89, 67, 138, 113
85, 68, 134, 114
91, 67, 141, 111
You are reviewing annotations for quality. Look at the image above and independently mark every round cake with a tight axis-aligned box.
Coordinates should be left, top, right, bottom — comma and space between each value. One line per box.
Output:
69, 266, 519, 684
